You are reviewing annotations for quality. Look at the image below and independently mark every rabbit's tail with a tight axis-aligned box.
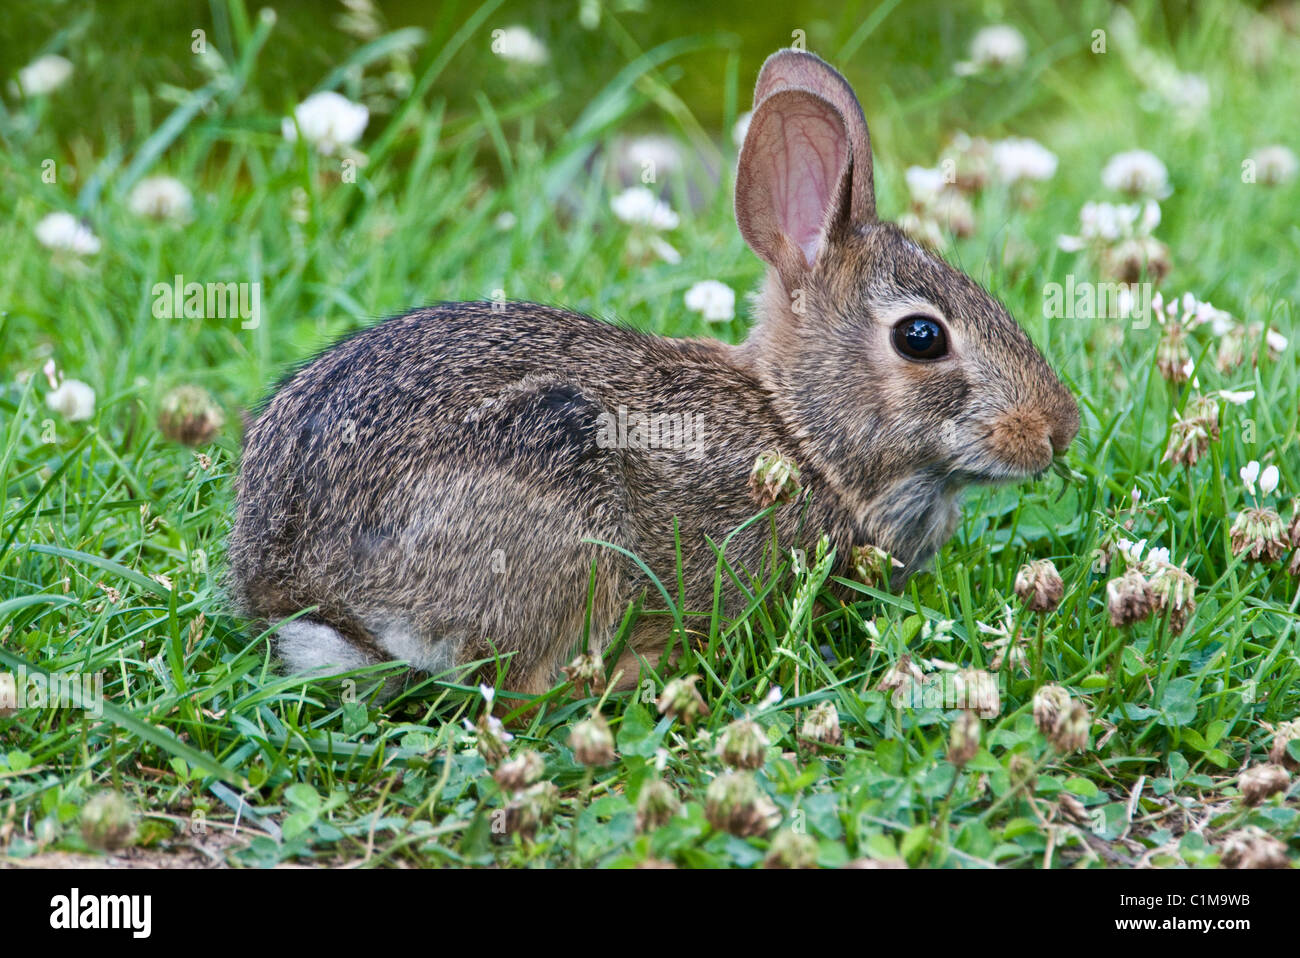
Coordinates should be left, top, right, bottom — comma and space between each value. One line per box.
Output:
276, 619, 376, 676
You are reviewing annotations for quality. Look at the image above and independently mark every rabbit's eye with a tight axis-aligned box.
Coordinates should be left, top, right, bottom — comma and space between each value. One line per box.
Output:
892, 316, 948, 361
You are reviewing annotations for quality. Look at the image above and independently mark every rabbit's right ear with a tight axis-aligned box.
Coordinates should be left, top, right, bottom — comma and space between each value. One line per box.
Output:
735, 88, 856, 284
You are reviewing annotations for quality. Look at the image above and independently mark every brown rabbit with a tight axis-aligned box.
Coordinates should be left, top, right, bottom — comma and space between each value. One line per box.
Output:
227, 49, 1079, 696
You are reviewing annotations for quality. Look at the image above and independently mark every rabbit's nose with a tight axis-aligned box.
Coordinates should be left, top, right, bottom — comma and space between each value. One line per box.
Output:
989, 409, 1055, 472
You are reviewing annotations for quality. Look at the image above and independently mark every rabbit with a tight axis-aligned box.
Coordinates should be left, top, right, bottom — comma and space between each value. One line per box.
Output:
227, 48, 1080, 697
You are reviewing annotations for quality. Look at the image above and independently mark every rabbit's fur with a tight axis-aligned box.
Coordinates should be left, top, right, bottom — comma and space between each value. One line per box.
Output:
228, 49, 1079, 695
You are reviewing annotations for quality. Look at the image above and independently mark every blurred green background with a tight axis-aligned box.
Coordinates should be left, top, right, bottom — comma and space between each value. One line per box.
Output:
6, 0, 1288, 177
2, 0, 1295, 395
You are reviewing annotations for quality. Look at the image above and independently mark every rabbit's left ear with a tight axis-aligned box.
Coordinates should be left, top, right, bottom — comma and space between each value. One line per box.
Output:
752, 49, 875, 224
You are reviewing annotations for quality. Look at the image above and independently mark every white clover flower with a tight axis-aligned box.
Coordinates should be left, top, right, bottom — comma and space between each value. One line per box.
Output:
1101, 150, 1171, 198
1260, 464, 1280, 497
654, 747, 670, 773
479, 683, 495, 705
905, 166, 947, 205
684, 280, 736, 322
1154, 290, 1211, 327
127, 176, 193, 222
901, 212, 946, 250
1059, 199, 1161, 251
1116, 538, 1147, 564
1146, 546, 1171, 566
46, 379, 95, 421
956, 25, 1027, 75
1142, 68, 1209, 114
1115, 286, 1136, 318
610, 186, 679, 230
0, 671, 15, 717
490, 715, 512, 739
619, 134, 684, 181
494, 211, 517, 230
921, 618, 957, 641
282, 91, 369, 156
481, 714, 512, 742
492, 26, 548, 65
991, 137, 1057, 183
732, 110, 753, 149
1265, 328, 1288, 353
1062, 204, 1115, 247
16, 54, 73, 96
1156, 70, 1209, 119
35, 212, 100, 256
1176, 75, 1209, 112
1201, 311, 1232, 337
1240, 460, 1260, 495
760, 687, 784, 709
1082, 202, 1126, 241
1137, 199, 1162, 233
647, 235, 681, 265
975, 604, 1016, 639
1135, 206, 1168, 242
1192, 300, 1236, 337
1251, 145, 1299, 186
1219, 389, 1255, 405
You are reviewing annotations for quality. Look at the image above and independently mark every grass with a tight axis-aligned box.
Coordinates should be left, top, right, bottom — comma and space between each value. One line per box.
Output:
0, 0, 1298, 868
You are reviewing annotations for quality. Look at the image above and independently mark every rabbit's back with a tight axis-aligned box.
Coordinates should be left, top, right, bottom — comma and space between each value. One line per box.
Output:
228, 302, 803, 690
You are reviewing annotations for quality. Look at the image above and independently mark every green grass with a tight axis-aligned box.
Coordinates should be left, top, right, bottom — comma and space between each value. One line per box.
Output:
1, 0, 1297, 868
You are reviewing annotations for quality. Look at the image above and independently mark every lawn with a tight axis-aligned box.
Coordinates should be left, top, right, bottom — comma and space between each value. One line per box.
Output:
0, 0, 1297, 868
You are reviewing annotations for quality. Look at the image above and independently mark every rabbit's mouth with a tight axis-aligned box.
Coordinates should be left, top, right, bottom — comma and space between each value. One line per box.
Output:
945, 463, 1048, 488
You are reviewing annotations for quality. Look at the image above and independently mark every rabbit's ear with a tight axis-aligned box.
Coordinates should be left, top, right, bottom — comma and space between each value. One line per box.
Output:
752, 49, 875, 224
735, 86, 855, 278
